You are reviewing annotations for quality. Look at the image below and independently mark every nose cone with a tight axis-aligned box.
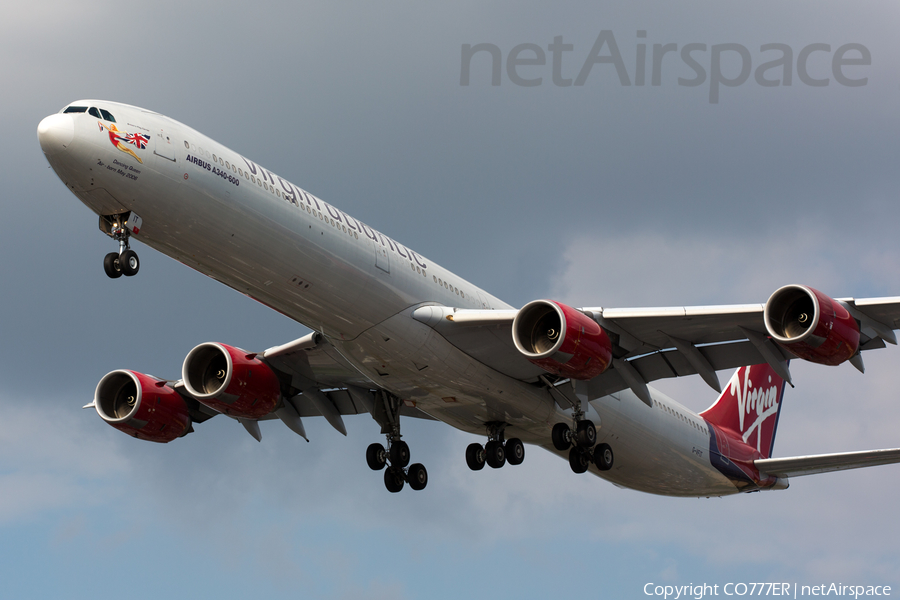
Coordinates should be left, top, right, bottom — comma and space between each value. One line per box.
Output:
38, 113, 75, 156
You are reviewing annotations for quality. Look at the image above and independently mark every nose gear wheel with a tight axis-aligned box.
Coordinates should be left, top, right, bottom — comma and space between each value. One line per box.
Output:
101, 215, 140, 279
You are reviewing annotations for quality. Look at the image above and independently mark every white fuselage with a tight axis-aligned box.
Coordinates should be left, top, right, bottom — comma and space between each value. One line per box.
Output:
41, 100, 743, 497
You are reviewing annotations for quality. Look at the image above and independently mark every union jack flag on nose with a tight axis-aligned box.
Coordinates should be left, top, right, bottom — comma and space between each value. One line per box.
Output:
125, 132, 150, 149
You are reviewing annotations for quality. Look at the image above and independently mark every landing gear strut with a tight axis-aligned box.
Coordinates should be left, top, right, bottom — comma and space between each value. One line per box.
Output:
101, 214, 140, 279
365, 390, 427, 492
465, 422, 525, 471
552, 401, 613, 474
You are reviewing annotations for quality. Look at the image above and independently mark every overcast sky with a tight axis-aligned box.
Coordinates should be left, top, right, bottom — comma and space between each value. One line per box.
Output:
3, 1, 900, 598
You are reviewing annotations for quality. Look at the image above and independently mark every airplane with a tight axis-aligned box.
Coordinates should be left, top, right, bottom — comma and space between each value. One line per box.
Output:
37, 99, 900, 496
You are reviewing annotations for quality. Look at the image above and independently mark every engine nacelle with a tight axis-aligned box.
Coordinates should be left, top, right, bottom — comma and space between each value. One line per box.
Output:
512, 300, 612, 380
764, 285, 860, 366
94, 370, 192, 443
182, 342, 281, 419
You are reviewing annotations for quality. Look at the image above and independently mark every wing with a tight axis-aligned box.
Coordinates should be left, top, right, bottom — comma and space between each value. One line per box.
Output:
412, 293, 900, 406
160, 332, 435, 442
756, 448, 900, 478
259, 332, 435, 437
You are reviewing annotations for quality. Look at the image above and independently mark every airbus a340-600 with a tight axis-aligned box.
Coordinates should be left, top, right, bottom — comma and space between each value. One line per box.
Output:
37, 100, 900, 495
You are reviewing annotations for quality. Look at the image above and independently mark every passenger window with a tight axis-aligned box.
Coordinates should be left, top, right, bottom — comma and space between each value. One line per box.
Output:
184, 141, 190, 149
99, 109, 115, 122
89, 107, 101, 118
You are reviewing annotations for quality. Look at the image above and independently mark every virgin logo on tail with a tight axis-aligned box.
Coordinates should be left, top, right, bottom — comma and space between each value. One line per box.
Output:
701, 363, 786, 458
732, 368, 780, 450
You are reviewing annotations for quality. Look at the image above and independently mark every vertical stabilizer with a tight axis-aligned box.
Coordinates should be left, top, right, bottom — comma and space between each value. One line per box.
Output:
699, 363, 788, 459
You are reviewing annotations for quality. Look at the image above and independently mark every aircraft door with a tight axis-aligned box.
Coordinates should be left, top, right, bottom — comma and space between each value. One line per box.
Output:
374, 240, 390, 273
154, 126, 176, 162
476, 291, 491, 309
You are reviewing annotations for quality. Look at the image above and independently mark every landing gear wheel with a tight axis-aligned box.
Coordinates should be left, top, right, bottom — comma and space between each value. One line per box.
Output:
384, 467, 405, 493
485, 440, 506, 469
120, 249, 140, 277
407, 463, 428, 491
552, 423, 573, 451
569, 446, 591, 474
466, 443, 486, 471
390, 440, 410, 468
366, 443, 387, 471
576, 420, 597, 447
594, 443, 614, 471
103, 252, 122, 279
505, 438, 525, 466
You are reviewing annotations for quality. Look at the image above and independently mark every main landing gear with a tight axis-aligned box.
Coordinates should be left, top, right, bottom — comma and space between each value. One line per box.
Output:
102, 215, 140, 279
465, 422, 525, 471
366, 390, 427, 493
366, 437, 428, 493
552, 407, 614, 474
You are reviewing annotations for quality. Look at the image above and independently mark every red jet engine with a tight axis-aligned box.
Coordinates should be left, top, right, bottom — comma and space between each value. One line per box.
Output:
764, 285, 860, 366
93, 370, 192, 443
181, 343, 281, 419
512, 300, 613, 380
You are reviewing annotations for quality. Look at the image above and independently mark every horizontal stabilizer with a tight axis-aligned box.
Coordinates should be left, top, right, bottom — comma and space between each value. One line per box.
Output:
756, 447, 900, 478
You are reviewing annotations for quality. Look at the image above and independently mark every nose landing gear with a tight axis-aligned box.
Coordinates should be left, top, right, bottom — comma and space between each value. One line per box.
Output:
100, 213, 141, 279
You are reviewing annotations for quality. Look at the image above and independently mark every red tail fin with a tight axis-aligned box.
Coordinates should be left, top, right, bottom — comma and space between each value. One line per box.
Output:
700, 364, 788, 459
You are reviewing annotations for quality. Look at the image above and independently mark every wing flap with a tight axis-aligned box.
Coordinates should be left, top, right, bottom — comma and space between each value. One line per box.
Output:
756, 448, 900, 478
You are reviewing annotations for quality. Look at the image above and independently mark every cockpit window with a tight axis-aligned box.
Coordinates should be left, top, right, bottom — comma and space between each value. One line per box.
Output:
63, 106, 87, 113
86, 107, 117, 122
